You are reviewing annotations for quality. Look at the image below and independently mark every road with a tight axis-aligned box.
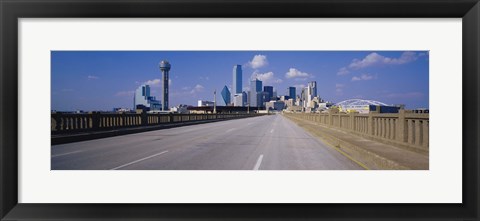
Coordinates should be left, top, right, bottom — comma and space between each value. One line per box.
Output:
52, 114, 363, 170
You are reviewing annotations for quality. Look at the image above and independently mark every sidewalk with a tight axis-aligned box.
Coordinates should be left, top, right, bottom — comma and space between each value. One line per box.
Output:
284, 115, 429, 170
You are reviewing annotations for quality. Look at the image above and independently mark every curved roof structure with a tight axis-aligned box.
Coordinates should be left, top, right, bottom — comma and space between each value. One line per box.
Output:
335, 99, 389, 113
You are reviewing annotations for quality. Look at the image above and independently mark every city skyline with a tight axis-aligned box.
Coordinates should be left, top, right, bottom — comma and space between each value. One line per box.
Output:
51, 51, 429, 111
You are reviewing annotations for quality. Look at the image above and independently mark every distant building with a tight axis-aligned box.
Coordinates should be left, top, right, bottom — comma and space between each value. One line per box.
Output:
113, 108, 131, 113
306, 81, 317, 108
287, 87, 296, 99
251, 78, 262, 93
170, 104, 190, 114
336, 99, 393, 114
308, 81, 317, 97
232, 65, 242, 95
317, 102, 334, 111
188, 106, 250, 114
249, 91, 264, 108
285, 98, 295, 108
250, 79, 263, 107
369, 105, 403, 113
295, 96, 302, 107
221, 85, 231, 105
198, 100, 215, 107
265, 101, 285, 111
233, 93, 245, 107
286, 105, 303, 112
159, 60, 171, 111
279, 95, 289, 101
134, 85, 161, 111
300, 88, 306, 107
242, 91, 248, 106
263, 86, 273, 102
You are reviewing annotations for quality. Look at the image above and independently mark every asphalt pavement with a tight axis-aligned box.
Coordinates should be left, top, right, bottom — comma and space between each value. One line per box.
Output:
52, 114, 363, 170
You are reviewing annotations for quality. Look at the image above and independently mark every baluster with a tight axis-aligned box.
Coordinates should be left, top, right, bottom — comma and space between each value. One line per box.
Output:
408, 119, 414, 144
390, 119, 395, 139
415, 120, 422, 146
422, 120, 429, 149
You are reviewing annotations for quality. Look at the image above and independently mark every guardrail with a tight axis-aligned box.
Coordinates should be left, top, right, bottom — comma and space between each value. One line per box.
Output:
51, 112, 259, 134
285, 110, 429, 151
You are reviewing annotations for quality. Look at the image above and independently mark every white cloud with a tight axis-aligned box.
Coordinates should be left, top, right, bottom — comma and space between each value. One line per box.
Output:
251, 71, 283, 84
337, 52, 421, 76
349, 51, 419, 70
247, 54, 268, 69
144, 79, 161, 87
172, 84, 206, 98
142, 78, 171, 87
115, 90, 134, 97
190, 84, 204, 94
351, 74, 374, 81
285, 68, 311, 79
87, 75, 99, 80
337, 67, 350, 76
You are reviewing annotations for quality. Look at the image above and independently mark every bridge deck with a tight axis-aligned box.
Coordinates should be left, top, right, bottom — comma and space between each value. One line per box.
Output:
51, 114, 363, 170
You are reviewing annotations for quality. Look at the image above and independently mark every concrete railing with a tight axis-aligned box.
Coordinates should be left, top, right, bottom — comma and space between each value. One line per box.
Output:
285, 110, 429, 151
51, 112, 259, 134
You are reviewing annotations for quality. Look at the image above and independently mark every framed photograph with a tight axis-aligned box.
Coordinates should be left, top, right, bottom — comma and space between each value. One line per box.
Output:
1, 0, 479, 220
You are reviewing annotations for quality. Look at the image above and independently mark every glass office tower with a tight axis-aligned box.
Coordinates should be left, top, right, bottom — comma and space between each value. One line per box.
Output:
221, 85, 231, 105
232, 65, 242, 95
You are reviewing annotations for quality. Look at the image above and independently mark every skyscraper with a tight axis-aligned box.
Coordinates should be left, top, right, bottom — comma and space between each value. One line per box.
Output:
308, 81, 317, 97
263, 86, 273, 102
233, 93, 244, 107
306, 81, 317, 108
134, 85, 161, 111
251, 78, 262, 92
232, 65, 242, 95
242, 91, 248, 107
301, 87, 306, 108
287, 87, 296, 99
250, 79, 263, 107
221, 85, 231, 105
159, 60, 171, 111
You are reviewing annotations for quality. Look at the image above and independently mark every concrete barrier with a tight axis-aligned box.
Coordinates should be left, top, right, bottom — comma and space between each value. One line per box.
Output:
51, 112, 260, 135
285, 110, 429, 152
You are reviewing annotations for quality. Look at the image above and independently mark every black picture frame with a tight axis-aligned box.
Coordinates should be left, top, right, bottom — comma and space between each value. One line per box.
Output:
1, 0, 479, 220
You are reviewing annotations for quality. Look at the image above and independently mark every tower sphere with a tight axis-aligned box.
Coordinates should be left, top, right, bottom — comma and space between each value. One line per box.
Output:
159, 60, 171, 71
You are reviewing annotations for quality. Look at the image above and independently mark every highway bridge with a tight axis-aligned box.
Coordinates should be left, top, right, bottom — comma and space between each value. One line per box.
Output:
52, 114, 364, 170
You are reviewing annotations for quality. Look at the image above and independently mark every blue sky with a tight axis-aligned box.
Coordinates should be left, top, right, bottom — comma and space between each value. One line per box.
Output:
51, 51, 429, 111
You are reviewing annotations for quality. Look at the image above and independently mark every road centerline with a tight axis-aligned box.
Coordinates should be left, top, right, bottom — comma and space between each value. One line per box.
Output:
110, 151, 169, 170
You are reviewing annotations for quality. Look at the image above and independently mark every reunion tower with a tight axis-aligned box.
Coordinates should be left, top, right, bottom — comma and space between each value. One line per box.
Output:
159, 60, 171, 111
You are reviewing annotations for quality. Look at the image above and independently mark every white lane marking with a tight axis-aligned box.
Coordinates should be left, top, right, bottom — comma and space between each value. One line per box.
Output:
51, 150, 83, 158
270, 129, 274, 133
253, 154, 264, 170
110, 151, 169, 170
